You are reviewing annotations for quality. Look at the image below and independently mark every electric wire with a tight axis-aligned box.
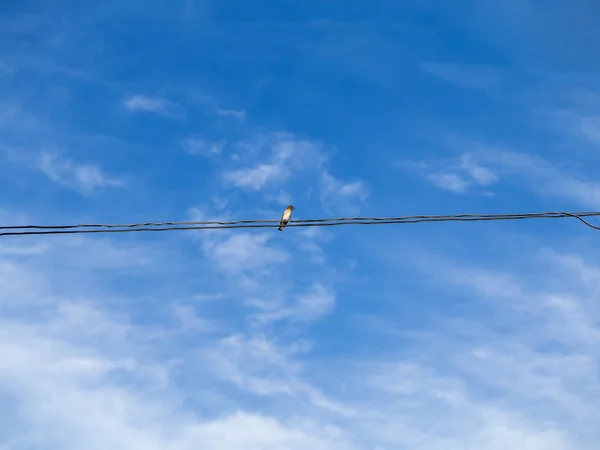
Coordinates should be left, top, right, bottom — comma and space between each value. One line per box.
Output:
0, 211, 599, 237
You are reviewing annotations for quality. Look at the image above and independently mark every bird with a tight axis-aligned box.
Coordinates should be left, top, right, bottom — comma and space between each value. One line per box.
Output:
278, 205, 295, 231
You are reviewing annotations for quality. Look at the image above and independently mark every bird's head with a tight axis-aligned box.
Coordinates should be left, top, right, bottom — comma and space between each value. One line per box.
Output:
288, 205, 295, 210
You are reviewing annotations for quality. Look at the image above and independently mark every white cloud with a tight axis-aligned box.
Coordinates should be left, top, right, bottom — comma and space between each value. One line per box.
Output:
467, 147, 600, 208
296, 239, 327, 266
427, 172, 470, 193
182, 137, 224, 157
222, 133, 323, 191
0, 233, 354, 448
219, 132, 368, 214
188, 204, 334, 326
217, 108, 246, 120
122, 95, 185, 119
247, 283, 335, 325
459, 153, 499, 186
0, 321, 355, 450
1, 202, 599, 449
171, 304, 215, 333
223, 163, 289, 191
39, 151, 125, 194
0, 242, 48, 256
344, 245, 600, 449
269, 136, 327, 169
200, 333, 352, 416
187, 204, 337, 332
294, 283, 336, 322
534, 108, 600, 146
51, 236, 156, 269
407, 152, 498, 195
419, 142, 600, 205
202, 233, 290, 273
10, 10, 600, 449
0, 259, 49, 309
320, 171, 368, 215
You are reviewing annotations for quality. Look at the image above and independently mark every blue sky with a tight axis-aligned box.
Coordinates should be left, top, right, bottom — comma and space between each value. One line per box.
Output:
1, 1, 600, 449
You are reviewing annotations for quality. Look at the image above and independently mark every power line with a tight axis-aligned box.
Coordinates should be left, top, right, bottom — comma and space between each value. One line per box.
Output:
1, 211, 599, 237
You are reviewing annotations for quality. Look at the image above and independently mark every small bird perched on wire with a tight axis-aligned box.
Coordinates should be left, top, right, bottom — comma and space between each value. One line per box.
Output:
278, 205, 295, 231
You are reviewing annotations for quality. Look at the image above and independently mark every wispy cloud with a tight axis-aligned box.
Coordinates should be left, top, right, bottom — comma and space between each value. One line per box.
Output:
201, 333, 352, 415
39, 152, 125, 195
202, 232, 290, 273
171, 304, 215, 333
221, 133, 323, 190
411, 135, 600, 206
467, 146, 600, 208
122, 95, 185, 119
226, 133, 324, 178
223, 163, 289, 190
187, 203, 338, 331
217, 108, 246, 120
6, 4, 600, 448
577, 116, 600, 144
182, 137, 224, 157
247, 283, 335, 325
221, 132, 368, 213
346, 241, 600, 449
320, 171, 368, 214
0, 301, 354, 449
421, 61, 503, 93
427, 172, 470, 193
459, 153, 499, 186
536, 107, 600, 146
411, 152, 499, 194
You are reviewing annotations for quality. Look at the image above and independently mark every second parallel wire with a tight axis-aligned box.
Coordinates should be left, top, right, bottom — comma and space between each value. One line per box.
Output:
1, 211, 599, 237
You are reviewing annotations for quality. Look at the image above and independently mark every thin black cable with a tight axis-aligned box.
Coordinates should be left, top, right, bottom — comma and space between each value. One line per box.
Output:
3, 211, 600, 231
0, 211, 599, 237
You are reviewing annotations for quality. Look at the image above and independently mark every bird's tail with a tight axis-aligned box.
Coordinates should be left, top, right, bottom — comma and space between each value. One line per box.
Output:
278, 226, 283, 231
